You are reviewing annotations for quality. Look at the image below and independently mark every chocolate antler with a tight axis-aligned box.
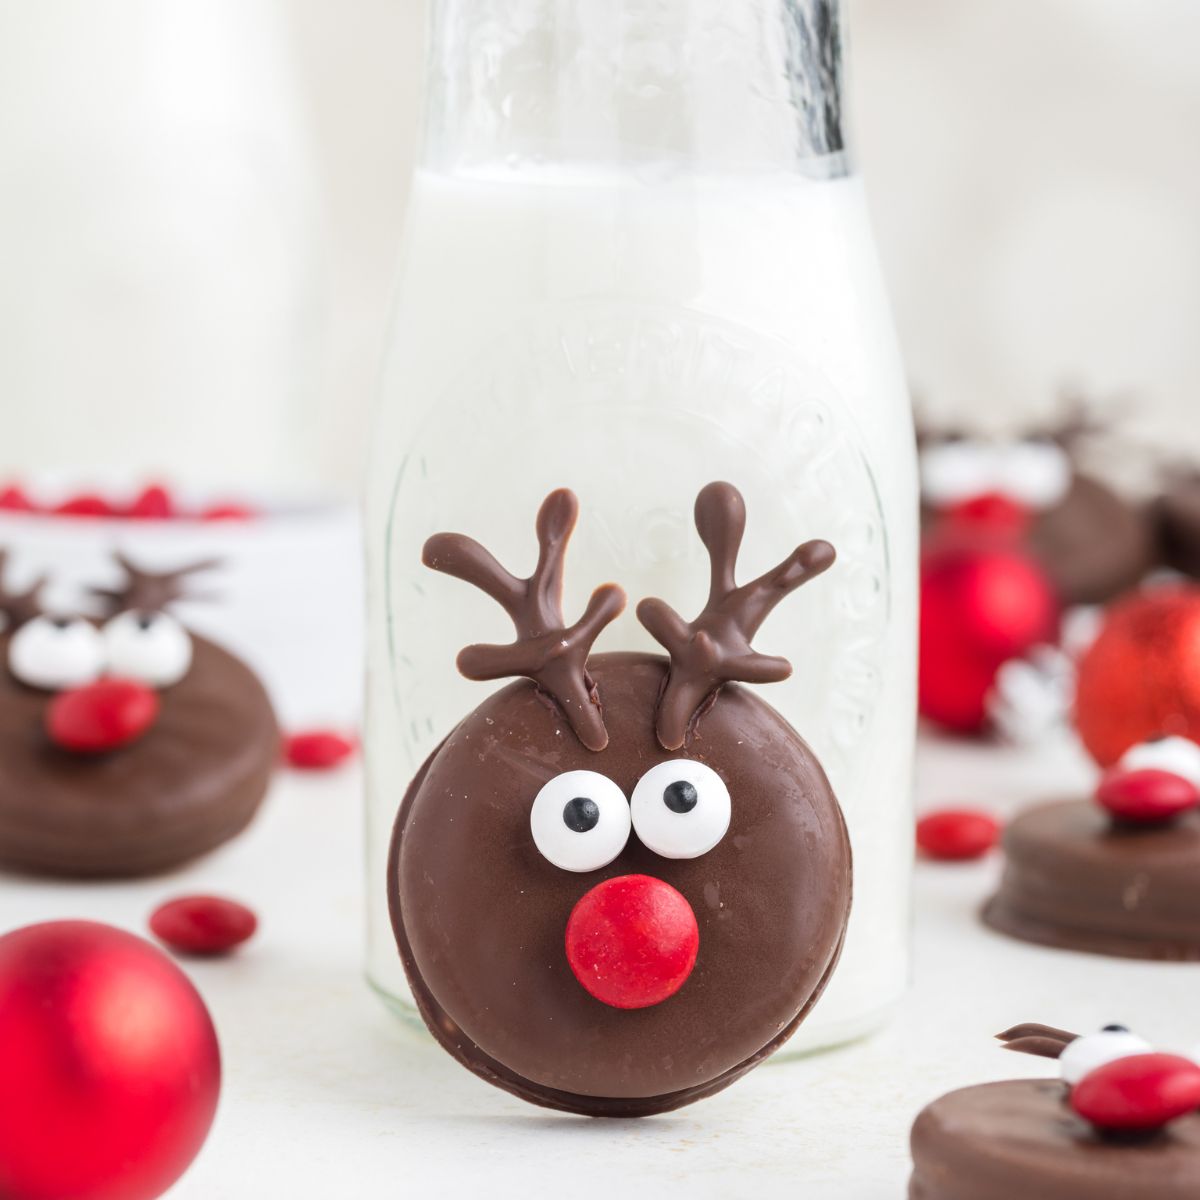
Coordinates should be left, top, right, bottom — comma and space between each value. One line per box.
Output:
91, 552, 219, 615
422, 490, 626, 752
996, 1023, 1079, 1060
637, 482, 836, 751
0, 551, 46, 629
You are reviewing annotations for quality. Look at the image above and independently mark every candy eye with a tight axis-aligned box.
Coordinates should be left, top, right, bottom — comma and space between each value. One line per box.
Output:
993, 440, 1072, 509
530, 770, 631, 873
1059, 1025, 1152, 1085
102, 611, 193, 687
919, 441, 997, 507
631, 760, 731, 860
7, 616, 106, 690
1119, 737, 1200, 788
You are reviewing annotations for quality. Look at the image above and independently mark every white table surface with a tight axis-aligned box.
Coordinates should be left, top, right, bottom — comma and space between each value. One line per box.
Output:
3, 728, 1195, 1200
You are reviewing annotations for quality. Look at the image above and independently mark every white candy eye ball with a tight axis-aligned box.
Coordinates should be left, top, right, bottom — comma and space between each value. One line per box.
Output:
103, 610, 193, 688
919, 440, 997, 506
1120, 736, 1200, 788
7, 616, 106, 690
1059, 1025, 1152, 1085
530, 770, 631, 873
631, 760, 731, 860
994, 439, 1073, 509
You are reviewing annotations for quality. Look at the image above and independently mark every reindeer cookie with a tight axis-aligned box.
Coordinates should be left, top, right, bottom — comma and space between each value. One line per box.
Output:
910, 1023, 1200, 1199
387, 482, 852, 1117
0, 552, 278, 877
919, 408, 1155, 605
984, 736, 1200, 959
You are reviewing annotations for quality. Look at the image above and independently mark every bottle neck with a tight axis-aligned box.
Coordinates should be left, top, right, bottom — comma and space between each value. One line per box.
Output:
421, 0, 848, 178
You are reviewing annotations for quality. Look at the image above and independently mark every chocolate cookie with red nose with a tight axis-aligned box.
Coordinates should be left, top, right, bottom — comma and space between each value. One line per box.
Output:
0, 553, 278, 877
918, 415, 1155, 606
388, 484, 852, 1116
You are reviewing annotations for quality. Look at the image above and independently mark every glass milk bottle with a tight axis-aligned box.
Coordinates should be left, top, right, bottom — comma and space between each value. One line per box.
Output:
366, 0, 917, 1052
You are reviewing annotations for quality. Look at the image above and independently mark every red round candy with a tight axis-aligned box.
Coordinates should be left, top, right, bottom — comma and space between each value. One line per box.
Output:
943, 492, 1032, 539
284, 730, 357, 770
200, 502, 256, 522
916, 808, 1001, 860
0, 484, 36, 512
919, 542, 1059, 732
52, 493, 114, 518
150, 896, 258, 957
564, 874, 699, 1010
1071, 1053, 1200, 1132
46, 678, 160, 753
126, 484, 174, 520
0, 920, 220, 1200
1096, 767, 1200, 824
1075, 587, 1200, 766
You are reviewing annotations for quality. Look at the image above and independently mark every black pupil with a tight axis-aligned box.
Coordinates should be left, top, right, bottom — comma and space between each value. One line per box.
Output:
1102, 1023, 1129, 1033
136, 612, 156, 631
663, 780, 698, 814
562, 796, 600, 833
50, 617, 72, 630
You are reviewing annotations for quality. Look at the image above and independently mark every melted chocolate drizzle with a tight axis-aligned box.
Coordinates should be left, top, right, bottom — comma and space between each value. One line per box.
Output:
637, 482, 835, 750
422, 489, 626, 752
996, 1022, 1079, 1060
0, 550, 47, 629
92, 552, 220, 615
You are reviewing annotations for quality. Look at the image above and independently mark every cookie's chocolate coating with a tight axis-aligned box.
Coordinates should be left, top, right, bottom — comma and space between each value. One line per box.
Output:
910, 1079, 1200, 1200
983, 799, 1200, 960
1157, 475, 1200, 578
389, 651, 851, 1117
0, 630, 278, 877
1027, 475, 1155, 606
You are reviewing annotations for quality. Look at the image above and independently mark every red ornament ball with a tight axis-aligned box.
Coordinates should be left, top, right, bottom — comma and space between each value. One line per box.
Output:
565, 874, 699, 1010
919, 541, 1059, 732
1071, 1053, 1200, 1132
1075, 587, 1200, 766
46, 678, 160, 754
916, 808, 1001, 860
150, 896, 258, 957
0, 921, 221, 1200
284, 729, 357, 770
1095, 767, 1200, 825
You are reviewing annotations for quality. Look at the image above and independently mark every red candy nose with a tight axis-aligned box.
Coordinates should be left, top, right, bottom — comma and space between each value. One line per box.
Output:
1096, 768, 1200, 824
1071, 1053, 1200, 1132
564, 874, 699, 1010
46, 678, 160, 753
944, 492, 1032, 537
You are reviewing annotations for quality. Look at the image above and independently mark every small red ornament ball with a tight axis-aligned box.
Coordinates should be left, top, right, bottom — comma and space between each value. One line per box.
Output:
0, 921, 221, 1200
284, 729, 357, 769
919, 541, 1059, 732
1071, 1053, 1200, 1132
565, 874, 699, 1010
46, 678, 160, 754
1075, 587, 1200, 766
1096, 767, 1200, 824
150, 896, 258, 957
916, 809, 1001, 860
